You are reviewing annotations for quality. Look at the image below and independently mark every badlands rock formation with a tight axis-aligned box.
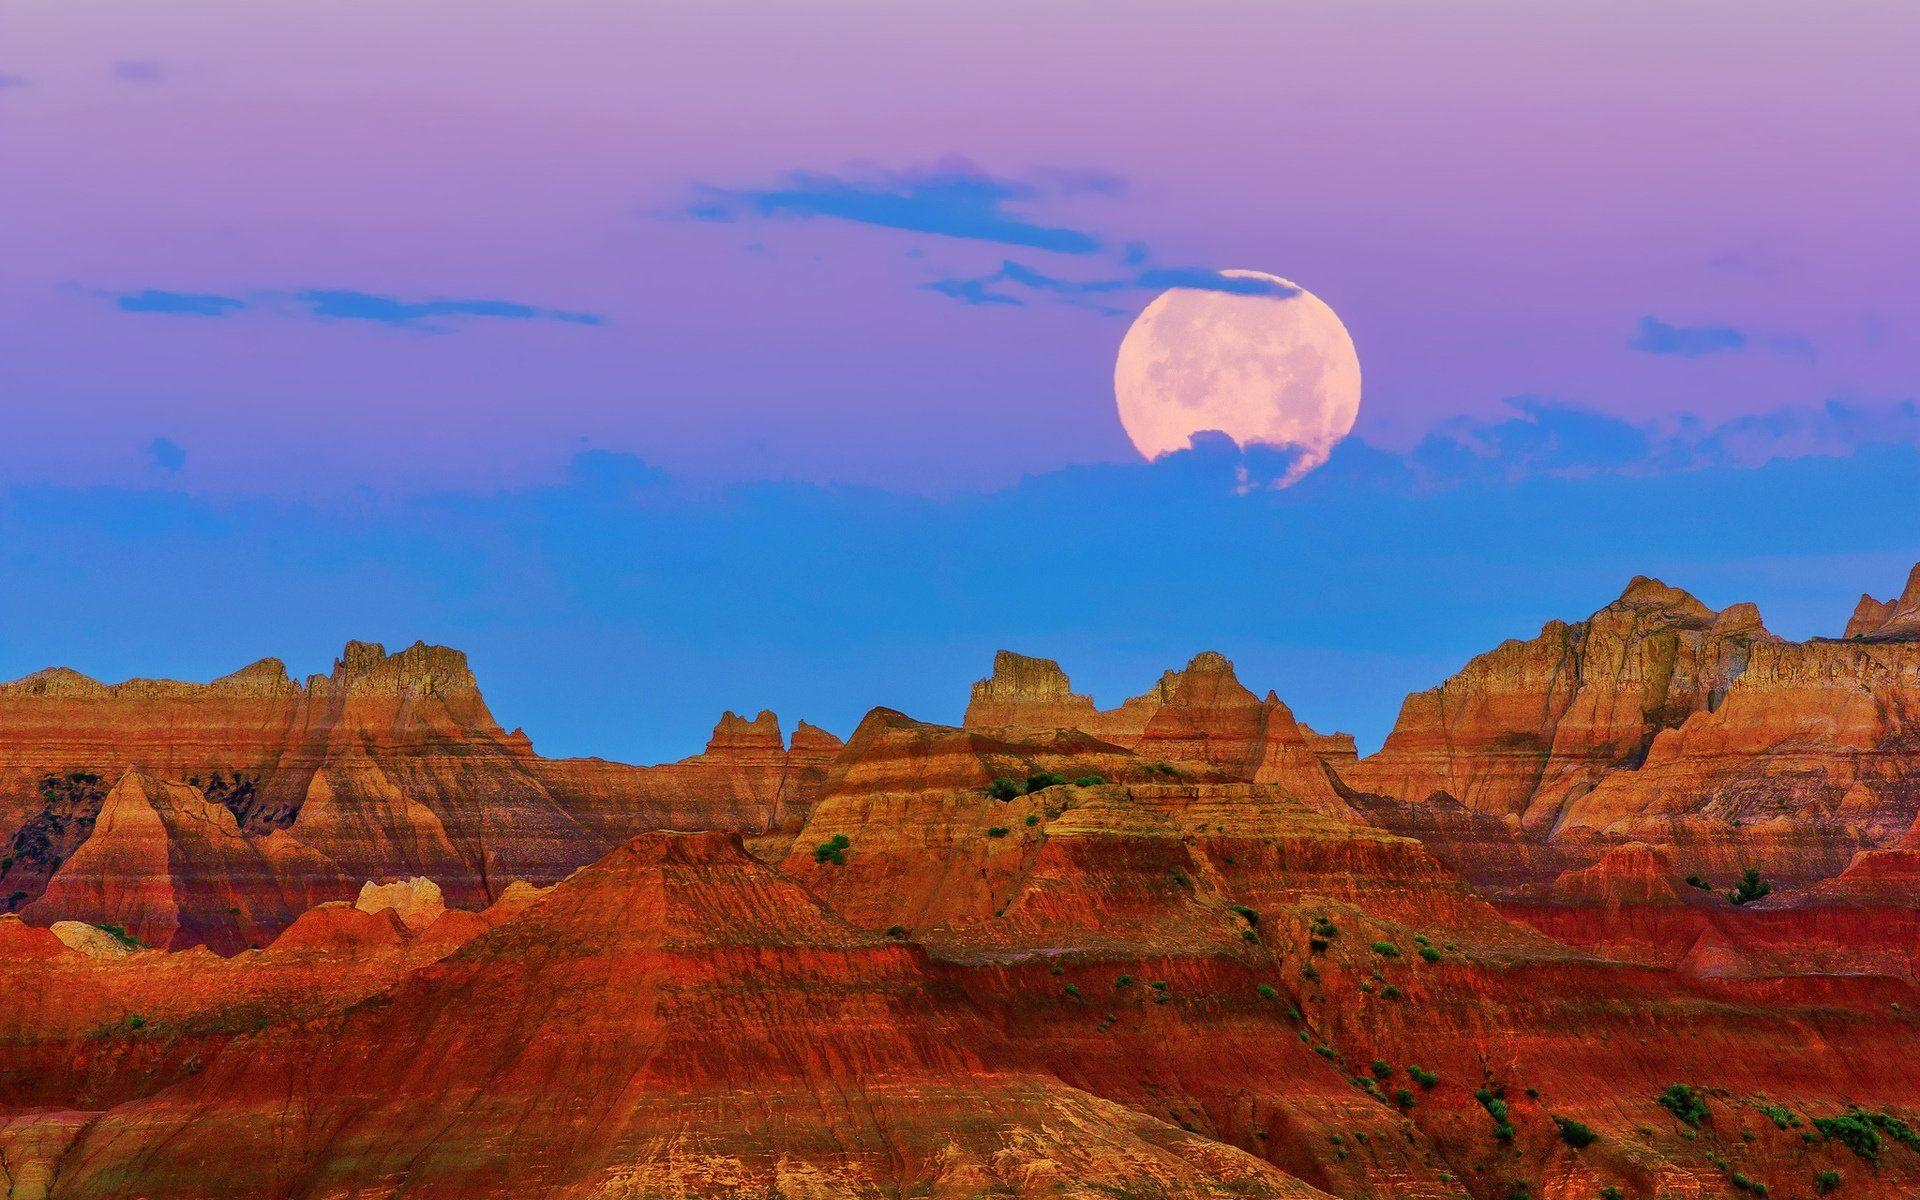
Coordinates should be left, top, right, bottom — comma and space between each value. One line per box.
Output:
1, 641, 836, 949
7, 566, 1920, 1198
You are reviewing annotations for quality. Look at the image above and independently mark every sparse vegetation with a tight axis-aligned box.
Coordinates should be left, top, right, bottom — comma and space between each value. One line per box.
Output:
1599, 1187, 1622, 1200
1394, 1087, 1416, 1107
1814, 1170, 1842, 1195
1408, 1065, 1439, 1089
1063, 982, 1081, 999
1229, 903, 1259, 926
1685, 874, 1710, 890
1071, 774, 1107, 787
1115, 974, 1135, 989
1370, 1060, 1393, 1078
1025, 772, 1068, 793
1146, 761, 1180, 777
988, 777, 1022, 801
1380, 985, 1403, 1000
812, 834, 851, 864
1256, 983, 1277, 1000
1657, 1083, 1708, 1127
1730, 1173, 1766, 1196
95, 923, 145, 950
1418, 945, 1442, 963
1728, 867, 1772, 906
1370, 940, 1401, 958
987, 826, 1010, 838
1554, 1116, 1598, 1148
1024, 813, 1040, 826
884, 925, 908, 939
1756, 1102, 1800, 1130
1813, 1110, 1920, 1161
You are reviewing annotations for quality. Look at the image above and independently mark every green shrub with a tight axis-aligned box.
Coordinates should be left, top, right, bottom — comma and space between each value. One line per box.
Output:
1598, 1189, 1622, 1200
1418, 945, 1442, 963
1285, 1005, 1301, 1021
1554, 1116, 1598, 1148
1381, 985, 1403, 1000
884, 924, 908, 939
1063, 983, 1081, 999
812, 834, 851, 864
1394, 1087, 1416, 1107
1757, 1103, 1799, 1130
988, 777, 1022, 801
1493, 1122, 1516, 1143
95, 923, 146, 950
1024, 813, 1040, 826
1728, 867, 1772, 905
1731, 1174, 1766, 1196
1314, 1045, 1339, 1060
1115, 974, 1134, 988
1408, 1065, 1439, 1088
1309, 937, 1330, 953
1147, 761, 1180, 777
1256, 983, 1277, 1000
1370, 940, 1401, 958
1071, 774, 1107, 787
1240, 929, 1259, 943
125, 1013, 148, 1030
1657, 1083, 1708, 1127
1814, 1114, 1882, 1161
1814, 1169, 1842, 1195
987, 826, 1010, 838
1685, 874, 1710, 889
1025, 772, 1068, 793
1229, 903, 1259, 926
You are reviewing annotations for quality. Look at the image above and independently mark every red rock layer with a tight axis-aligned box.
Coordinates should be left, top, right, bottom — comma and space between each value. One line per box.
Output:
964, 649, 1351, 803
2, 643, 839, 948
1342, 577, 1773, 831
37, 831, 1324, 1200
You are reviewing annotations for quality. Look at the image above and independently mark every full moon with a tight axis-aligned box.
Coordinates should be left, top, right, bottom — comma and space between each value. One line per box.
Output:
1114, 270, 1361, 479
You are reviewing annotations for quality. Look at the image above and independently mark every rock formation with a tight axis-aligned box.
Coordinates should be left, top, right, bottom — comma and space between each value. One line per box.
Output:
1845, 562, 1920, 639
1, 642, 840, 948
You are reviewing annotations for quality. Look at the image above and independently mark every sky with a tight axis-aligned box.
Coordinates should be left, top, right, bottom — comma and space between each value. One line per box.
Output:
3, 2, 1918, 761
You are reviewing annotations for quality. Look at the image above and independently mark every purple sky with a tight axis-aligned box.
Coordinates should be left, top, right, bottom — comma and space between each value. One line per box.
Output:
4, 3, 1920, 763
5, 2, 1916, 494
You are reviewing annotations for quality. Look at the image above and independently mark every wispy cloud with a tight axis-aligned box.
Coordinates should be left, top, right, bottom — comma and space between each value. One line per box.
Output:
1406, 395, 1920, 486
111, 60, 165, 83
0, 72, 27, 90
292, 289, 606, 329
685, 158, 1105, 255
115, 289, 246, 317
101, 287, 606, 331
147, 437, 186, 474
1631, 316, 1816, 361
680, 157, 1287, 314
923, 259, 1298, 314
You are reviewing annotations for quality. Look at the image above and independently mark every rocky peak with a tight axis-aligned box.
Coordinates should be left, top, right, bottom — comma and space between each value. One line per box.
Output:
1594, 576, 1717, 630
963, 650, 1098, 728
1844, 562, 1920, 640
0, 666, 110, 697
1147, 650, 1259, 708
789, 720, 845, 755
705, 709, 785, 753
329, 640, 479, 695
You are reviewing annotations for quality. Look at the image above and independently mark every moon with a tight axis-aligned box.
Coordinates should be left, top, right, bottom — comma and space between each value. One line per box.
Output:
1114, 270, 1361, 479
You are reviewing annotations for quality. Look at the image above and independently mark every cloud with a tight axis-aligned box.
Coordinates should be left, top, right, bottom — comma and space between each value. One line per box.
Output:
0, 72, 27, 90
10, 429, 1920, 767
114, 289, 246, 317
1407, 395, 1920, 485
146, 437, 186, 473
103, 287, 605, 330
290, 289, 606, 329
922, 259, 1298, 315
112, 60, 165, 83
1631, 316, 1817, 361
685, 158, 1105, 255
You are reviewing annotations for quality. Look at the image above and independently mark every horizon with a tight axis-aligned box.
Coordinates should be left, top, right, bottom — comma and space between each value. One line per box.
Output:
6, 1, 1919, 760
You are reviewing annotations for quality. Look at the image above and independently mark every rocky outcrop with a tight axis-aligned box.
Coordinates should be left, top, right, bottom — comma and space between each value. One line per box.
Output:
963, 649, 1352, 804
0, 643, 844, 948
44, 831, 1327, 1200
1342, 578, 1774, 832
1845, 562, 1920, 640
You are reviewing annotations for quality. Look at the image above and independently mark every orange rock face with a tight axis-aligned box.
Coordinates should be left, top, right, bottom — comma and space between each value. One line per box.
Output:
1, 642, 838, 948
10, 570, 1920, 1197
